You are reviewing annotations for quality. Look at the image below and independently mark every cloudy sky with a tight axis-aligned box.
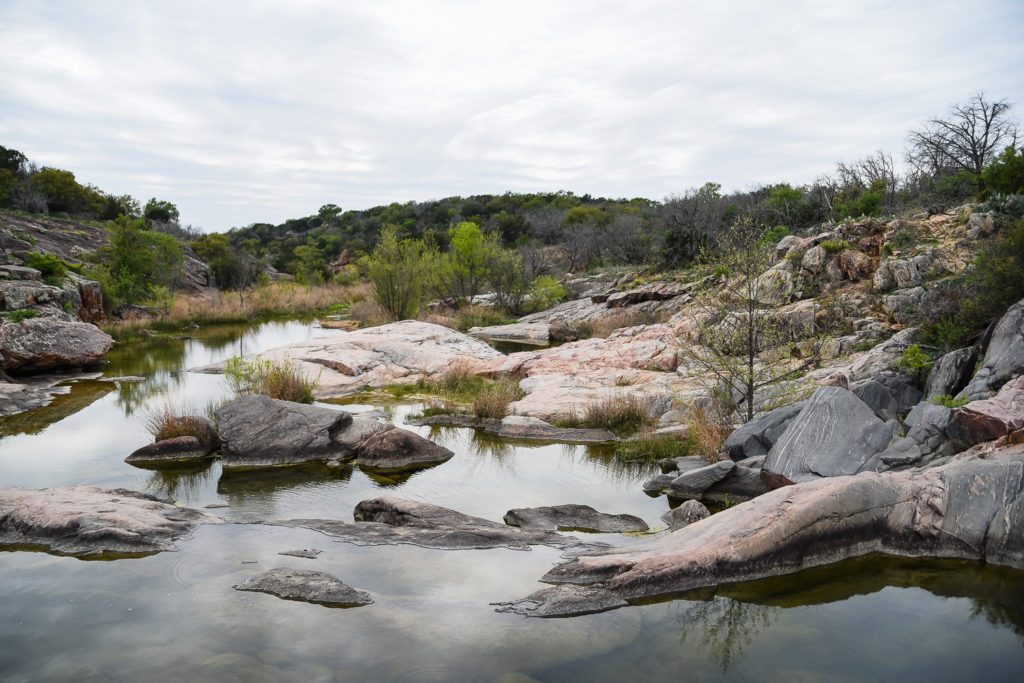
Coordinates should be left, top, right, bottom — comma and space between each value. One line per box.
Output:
1, 0, 1022, 232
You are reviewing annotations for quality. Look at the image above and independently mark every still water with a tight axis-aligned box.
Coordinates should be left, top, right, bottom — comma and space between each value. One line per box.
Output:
1, 320, 1022, 681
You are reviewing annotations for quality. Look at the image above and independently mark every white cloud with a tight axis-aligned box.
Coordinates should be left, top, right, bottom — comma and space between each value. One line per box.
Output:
0, 0, 1021, 230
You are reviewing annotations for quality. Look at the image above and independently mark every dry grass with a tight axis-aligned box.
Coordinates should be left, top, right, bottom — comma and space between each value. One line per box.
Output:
471, 379, 525, 419
589, 309, 668, 338
347, 297, 390, 327
224, 356, 321, 403
144, 405, 218, 450
686, 400, 734, 463
581, 394, 655, 437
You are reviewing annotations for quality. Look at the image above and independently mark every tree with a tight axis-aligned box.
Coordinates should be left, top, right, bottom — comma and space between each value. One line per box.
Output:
0, 145, 28, 176
658, 182, 733, 267
907, 92, 1018, 181
143, 198, 180, 223
32, 167, 87, 214
360, 225, 437, 320
91, 216, 183, 305
442, 221, 501, 305
683, 220, 814, 422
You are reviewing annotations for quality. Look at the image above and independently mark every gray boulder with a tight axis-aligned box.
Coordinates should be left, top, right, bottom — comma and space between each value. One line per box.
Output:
497, 415, 616, 443
668, 460, 735, 498
660, 500, 710, 531
761, 386, 893, 488
960, 297, 1024, 399
234, 568, 373, 607
850, 372, 921, 422
214, 395, 453, 471
723, 400, 806, 460
703, 465, 769, 501
924, 347, 978, 400
948, 377, 1024, 449
503, 504, 648, 533
0, 318, 114, 374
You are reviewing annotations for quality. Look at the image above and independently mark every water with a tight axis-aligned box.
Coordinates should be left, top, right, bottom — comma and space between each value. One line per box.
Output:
1, 319, 1022, 681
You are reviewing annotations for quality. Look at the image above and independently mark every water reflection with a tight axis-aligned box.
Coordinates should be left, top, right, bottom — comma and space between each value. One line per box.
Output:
677, 597, 781, 673
0, 379, 113, 436
216, 462, 355, 497
144, 462, 217, 499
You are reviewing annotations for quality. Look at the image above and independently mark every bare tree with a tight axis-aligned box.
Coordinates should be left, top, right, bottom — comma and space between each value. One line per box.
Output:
907, 92, 1018, 178
835, 150, 901, 210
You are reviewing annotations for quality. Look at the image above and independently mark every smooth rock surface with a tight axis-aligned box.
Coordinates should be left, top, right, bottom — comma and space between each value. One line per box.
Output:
947, 376, 1024, 449
0, 485, 222, 556
761, 386, 893, 488
503, 505, 648, 533
124, 436, 212, 466
924, 347, 978, 400
723, 401, 805, 460
234, 568, 373, 607
960, 297, 1024, 399
668, 460, 735, 497
0, 318, 114, 374
499, 444, 1024, 617
214, 395, 452, 471
497, 415, 616, 443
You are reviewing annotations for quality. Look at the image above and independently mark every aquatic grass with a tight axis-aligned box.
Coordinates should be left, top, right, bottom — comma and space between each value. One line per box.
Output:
615, 430, 696, 462
687, 400, 733, 463
471, 378, 525, 419
223, 356, 321, 404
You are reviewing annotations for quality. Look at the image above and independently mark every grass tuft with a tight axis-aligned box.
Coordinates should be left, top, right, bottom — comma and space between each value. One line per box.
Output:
144, 405, 218, 450
224, 356, 321, 403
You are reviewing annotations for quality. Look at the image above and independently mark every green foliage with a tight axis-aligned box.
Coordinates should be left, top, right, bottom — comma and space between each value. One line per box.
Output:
360, 224, 437, 320
12, 230, 37, 245
526, 275, 566, 312
442, 221, 501, 305
454, 307, 515, 332
919, 315, 973, 353
980, 147, 1024, 198
896, 345, 934, 384
223, 356, 320, 403
23, 252, 67, 280
615, 432, 695, 462
929, 394, 971, 409
143, 198, 180, 223
33, 167, 88, 213
6, 309, 38, 322
0, 145, 27, 175
970, 215, 1024, 320
762, 225, 790, 245
819, 239, 853, 254
835, 179, 886, 219
88, 216, 184, 307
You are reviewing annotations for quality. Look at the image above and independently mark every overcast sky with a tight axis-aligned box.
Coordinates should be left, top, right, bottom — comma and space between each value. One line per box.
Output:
1, 0, 1022, 232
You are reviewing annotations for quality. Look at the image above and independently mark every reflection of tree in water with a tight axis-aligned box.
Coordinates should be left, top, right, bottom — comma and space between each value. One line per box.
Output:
565, 443, 661, 484
676, 597, 780, 673
107, 339, 192, 415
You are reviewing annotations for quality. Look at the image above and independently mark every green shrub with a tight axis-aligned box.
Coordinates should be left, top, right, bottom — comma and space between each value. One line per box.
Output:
525, 275, 566, 313
7, 309, 37, 323
454, 305, 515, 332
929, 394, 971, 409
895, 345, 933, 384
615, 431, 695, 462
819, 239, 854, 254
762, 225, 790, 245
24, 252, 67, 280
224, 356, 320, 403
919, 316, 973, 353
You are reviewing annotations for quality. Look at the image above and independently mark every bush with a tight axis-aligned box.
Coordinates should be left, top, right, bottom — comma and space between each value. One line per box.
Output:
454, 305, 515, 332
929, 394, 971, 409
819, 239, 854, 254
24, 251, 67, 280
6, 309, 38, 323
525, 275, 566, 313
144, 406, 218, 450
471, 379, 525, 419
224, 356, 320, 403
895, 345, 933, 384
686, 399, 733, 463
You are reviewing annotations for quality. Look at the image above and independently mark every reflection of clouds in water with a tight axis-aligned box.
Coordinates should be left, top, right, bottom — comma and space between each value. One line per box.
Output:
144, 462, 217, 499
676, 597, 780, 673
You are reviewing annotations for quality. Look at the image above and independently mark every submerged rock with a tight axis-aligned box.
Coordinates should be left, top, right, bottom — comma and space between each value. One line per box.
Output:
503, 505, 648, 533
214, 395, 453, 472
660, 500, 710, 531
498, 443, 1024, 617
234, 568, 373, 607
271, 496, 607, 553
0, 485, 222, 557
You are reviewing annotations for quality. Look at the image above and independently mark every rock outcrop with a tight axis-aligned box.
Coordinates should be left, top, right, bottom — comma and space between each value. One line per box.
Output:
0, 318, 114, 374
760, 386, 893, 488
660, 500, 710, 531
0, 485, 222, 557
503, 505, 648, 533
234, 568, 373, 607
960, 297, 1024, 399
214, 395, 453, 472
124, 436, 214, 467
498, 444, 1024, 617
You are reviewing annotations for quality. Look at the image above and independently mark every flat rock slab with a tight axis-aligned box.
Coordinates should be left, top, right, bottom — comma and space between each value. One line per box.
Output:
214, 395, 452, 472
0, 485, 222, 557
270, 496, 608, 553
497, 415, 616, 443
0, 318, 114, 373
498, 443, 1024, 617
469, 322, 551, 346
503, 504, 648, 533
278, 548, 322, 559
125, 436, 213, 467
234, 568, 372, 607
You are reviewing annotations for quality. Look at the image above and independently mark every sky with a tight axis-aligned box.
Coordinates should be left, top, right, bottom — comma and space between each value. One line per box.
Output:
1, 0, 1022, 232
